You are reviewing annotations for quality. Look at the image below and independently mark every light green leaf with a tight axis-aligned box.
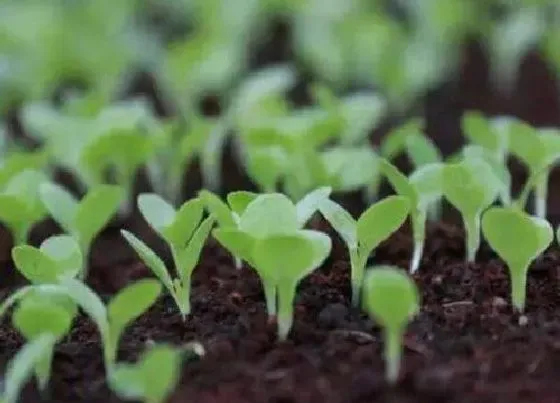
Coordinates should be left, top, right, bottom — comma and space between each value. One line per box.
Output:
295, 186, 332, 227
164, 198, 204, 250
12, 245, 60, 284
212, 228, 256, 267
299, 230, 332, 270
380, 119, 424, 160
508, 120, 545, 170
227, 191, 259, 216
137, 193, 176, 234
239, 193, 299, 237
318, 198, 357, 250
13, 297, 73, 340
380, 159, 418, 205
39, 182, 78, 234
178, 216, 215, 281
39, 235, 82, 280
409, 163, 443, 207
357, 196, 410, 256
199, 190, 235, 227
120, 230, 174, 293
405, 133, 441, 167
461, 111, 503, 153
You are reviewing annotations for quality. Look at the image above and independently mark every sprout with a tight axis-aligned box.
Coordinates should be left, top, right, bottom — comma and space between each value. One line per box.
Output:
481, 207, 552, 312
318, 195, 410, 306
381, 159, 443, 273
39, 183, 124, 278
0, 169, 48, 245
109, 343, 193, 403
508, 121, 560, 218
442, 159, 501, 262
461, 111, 509, 165
212, 192, 332, 327
0, 334, 56, 403
121, 194, 214, 318
252, 232, 331, 340
57, 278, 161, 371
362, 266, 420, 385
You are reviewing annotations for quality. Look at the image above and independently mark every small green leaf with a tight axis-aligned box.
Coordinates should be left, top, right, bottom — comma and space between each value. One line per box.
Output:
39, 235, 82, 280
318, 198, 358, 250
108, 279, 161, 334
409, 163, 443, 207
226, 191, 259, 216
178, 216, 215, 282
295, 186, 332, 226
380, 159, 418, 205
482, 207, 552, 311
212, 228, 256, 267
508, 120, 545, 170
39, 182, 78, 234
199, 190, 235, 227
12, 246, 60, 284
357, 196, 410, 256
13, 297, 73, 340
299, 230, 332, 269
405, 133, 441, 167
239, 193, 299, 237
462, 111, 503, 153
164, 198, 204, 250
137, 193, 176, 234
380, 119, 424, 160
121, 230, 174, 293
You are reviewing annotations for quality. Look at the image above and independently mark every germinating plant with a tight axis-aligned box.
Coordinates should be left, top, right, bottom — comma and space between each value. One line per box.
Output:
39, 183, 124, 277
0, 169, 48, 245
109, 343, 186, 403
121, 194, 215, 318
362, 266, 420, 385
442, 158, 501, 262
212, 192, 332, 325
318, 195, 410, 306
380, 159, 443, 273
481, 207, 552, 312
57, 277, 161, 371
0, 334, 56, 403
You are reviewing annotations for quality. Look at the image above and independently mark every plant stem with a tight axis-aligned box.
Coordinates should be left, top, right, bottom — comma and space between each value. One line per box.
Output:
534, 174, 548, 219
465, 213, 481, 263
263, 282, 277, 317
510, 267, 527, 312
350, 250, 364, 307
410, 212, 426, 274
277, 282, 296, 341
384, 327, 403, 385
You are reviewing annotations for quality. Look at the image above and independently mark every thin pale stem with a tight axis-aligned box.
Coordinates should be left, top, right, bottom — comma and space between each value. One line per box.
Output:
384, 327, 403, 385
263, 282, 277, 317
534, 174, 548, 219
510, 267, 528, 313
465, 214, 481, 263
410, 212, 426, 274
350, 250, 365, 307
277, 282, 297, 341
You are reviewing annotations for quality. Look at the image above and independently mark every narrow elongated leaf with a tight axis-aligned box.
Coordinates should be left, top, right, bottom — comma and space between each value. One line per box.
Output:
137, 193, 176, 234
164, 198, 204, 250
318, 198, 357, 249
39, 182, 78, 234
121, 230, 174, 292
380, 159, 418, 205
239, 193, 299, 237
178, 216, 215, 281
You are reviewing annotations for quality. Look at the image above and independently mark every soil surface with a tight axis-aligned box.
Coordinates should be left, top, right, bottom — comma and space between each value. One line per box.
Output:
1, 17, 560, 403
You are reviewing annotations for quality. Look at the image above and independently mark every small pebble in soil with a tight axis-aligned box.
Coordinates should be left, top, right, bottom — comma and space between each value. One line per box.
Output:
518, 315, 529, 326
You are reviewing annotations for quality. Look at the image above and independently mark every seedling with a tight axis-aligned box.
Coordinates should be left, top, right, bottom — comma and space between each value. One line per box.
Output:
381, 160, 443, 273
57, 278, 161, 370
212, 192, 332, 320
0, 334, 56, 403
442, 159, 501, 262
319, 146, 379, 194
0, 149, 48, 190
109, 343, 195, 403
508, 121, 560, 218
461, 111, 509, 164
39, 183, 123, 277
0, 169, 48, 245
252, 232, 331, 340
318, 195, 410, 305
362, 266, 420, 384
121, 194, 215, 318
482, 207, 552, 312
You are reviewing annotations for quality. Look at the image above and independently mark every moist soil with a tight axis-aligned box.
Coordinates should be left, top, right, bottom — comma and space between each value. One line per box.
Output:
2, 23, 560, 403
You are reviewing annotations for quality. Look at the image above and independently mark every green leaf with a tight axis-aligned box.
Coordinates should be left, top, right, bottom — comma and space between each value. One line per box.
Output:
299, 230, 332, 270
482, 207, 552, 311
39, 182, 78, 234
12, 245, 60, 284
357, 196, 410, 256
108, 279, 161, 334
164, 198, 204, 250
226, 191, 259, 216
363, 266, 420, 331
212, 228, 256, 267
508, 120, 545, 171
0, 196, 33, 244
120, 230, 174, 293
318, 198, 357, 250
239, 193, 299, 237
39, 235, 82, 280
3, 335, 56, 403
295, 186, 332, 227
380, 119, 424, 160
178, 215, 215, 277
137, 193, 176, 234
74, 184, 123, 250
461, 111, 503, 153
380, 159, 418, 205
405, 133, 441, 167
199, 190, 235, 227
13, 296, 73, 340
409, 163, 444, 207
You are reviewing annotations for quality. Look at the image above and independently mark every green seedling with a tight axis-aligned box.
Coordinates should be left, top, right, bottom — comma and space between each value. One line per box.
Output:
461, 111, 509, 164
508, 121, 560, 218
443, 159, 501, 262
39, 183, 123, 277
381, 119, 441, 168
57, 277, 161, 371
0, 149, 48, 190
318, 195, 410, 306
381, 160, 443, 273
482, 207, 552, 312
362, 266, 420, 385
212, 193, 332, 320
0, 169, 48, 245
252, 232, 331, 340
109, 343, 195, 403
0, 334, 56, 403
121, 194, 215, 318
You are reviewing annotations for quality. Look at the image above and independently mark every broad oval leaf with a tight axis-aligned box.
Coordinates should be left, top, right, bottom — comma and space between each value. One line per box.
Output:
108, 279, 161, 331
239, 193, 299, 237
138, 193, 176, 234
212, 228, 256, 267
13, 297, 73, 340
12, 245, 60, 284
357, 196, 410, 256
363, 266, 420, 330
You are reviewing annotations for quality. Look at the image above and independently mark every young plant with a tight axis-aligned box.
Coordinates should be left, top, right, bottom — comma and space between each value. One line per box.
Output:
252, 232, 331, 340
508, 121, 560, 218
0, 334, 56, 403
109, 343, 192, 403
211, 192, 332, 321
461, 111, 509, 164
0, 169, 48, 245
57, 277, 161, 371
121, 194, 215, 318
481, 207, 552, 312
442, 159, 501, 262
318, 195, 410, 306
380, 160, 443, 273
362, 266, 420, 385
39, 182, 124, 277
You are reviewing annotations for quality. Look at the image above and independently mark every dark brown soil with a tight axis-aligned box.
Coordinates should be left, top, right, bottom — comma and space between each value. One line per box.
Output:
1, 16, 560, 403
